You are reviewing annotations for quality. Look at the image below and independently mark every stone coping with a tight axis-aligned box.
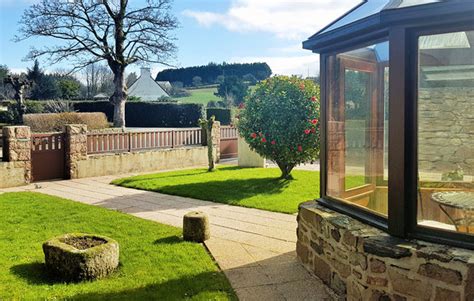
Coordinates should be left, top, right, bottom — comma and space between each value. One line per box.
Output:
297, 201, 474, 301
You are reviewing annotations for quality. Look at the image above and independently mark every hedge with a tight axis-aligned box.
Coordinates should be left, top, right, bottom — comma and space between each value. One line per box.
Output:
74, 102, 204, 127
206, 108, 231, 125
24, 112, 109, 132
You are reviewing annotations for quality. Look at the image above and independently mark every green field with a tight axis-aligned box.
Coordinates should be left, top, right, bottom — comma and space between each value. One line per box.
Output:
0, 192, 236, 300
175, 87, 220, 105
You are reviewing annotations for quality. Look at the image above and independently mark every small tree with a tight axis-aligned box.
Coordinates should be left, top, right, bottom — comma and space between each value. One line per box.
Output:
192, 76, 202, 87
4, 75, 30, 124
238, 76, 320, 179
58, 79, 81, 99
216, 75, 248, 106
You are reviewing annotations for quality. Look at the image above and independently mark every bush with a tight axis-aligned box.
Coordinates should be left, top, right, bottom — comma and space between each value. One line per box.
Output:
0, 111, 11, 124
74, 102, 204, 128
237, 76, 320, 179
206, 108, 231, 125
216, 76, 248, 106
6, 101, 45, 124
24, 112, 109, 132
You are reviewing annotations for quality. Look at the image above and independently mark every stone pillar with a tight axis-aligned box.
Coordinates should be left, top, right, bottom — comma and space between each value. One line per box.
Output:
64, 124, 88, 179
2, 126, 32, 184
212, 121, 220, 163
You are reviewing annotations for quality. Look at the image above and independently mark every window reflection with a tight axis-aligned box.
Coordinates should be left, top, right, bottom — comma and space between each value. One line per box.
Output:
327, 41, 389, 216
417, 30, 474, 234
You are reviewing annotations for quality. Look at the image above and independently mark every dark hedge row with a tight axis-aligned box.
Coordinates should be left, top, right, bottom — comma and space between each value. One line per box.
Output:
206, 108, 231, 125
156, 62, 272, 87
74, 102, 204, 128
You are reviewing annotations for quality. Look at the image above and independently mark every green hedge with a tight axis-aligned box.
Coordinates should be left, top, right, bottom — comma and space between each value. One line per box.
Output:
0, 111, 11, 124
74, 102, 204, 127
206, 108, 231, 125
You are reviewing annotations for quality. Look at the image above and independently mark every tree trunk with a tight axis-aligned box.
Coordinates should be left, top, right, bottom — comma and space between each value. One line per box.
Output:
110, 66, 127, 128
207, 125, 215, 172
276, 161, 295, 180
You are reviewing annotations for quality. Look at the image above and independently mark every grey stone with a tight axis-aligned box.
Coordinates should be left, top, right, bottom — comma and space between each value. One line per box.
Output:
43, 233, 119, 281
363, 236, 412, 259
183, 211, 210, 242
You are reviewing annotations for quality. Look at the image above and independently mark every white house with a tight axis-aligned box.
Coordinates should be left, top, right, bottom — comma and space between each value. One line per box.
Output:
128, 68, 170, 101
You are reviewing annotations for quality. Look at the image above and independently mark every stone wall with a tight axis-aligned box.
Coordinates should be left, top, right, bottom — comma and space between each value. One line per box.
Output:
418, 87, 474, 177
297, 201, 473, 301
0, 126, 31, 187
74, 146, 209, 178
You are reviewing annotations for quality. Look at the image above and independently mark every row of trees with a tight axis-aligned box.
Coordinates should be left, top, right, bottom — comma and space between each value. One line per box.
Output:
0, 61, 140, 101
156, 62, 272, 87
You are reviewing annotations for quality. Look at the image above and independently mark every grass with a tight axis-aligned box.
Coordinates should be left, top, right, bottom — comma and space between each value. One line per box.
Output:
113, 166, 320, 214
0, 192, 236, 301
175, 87, 220, 105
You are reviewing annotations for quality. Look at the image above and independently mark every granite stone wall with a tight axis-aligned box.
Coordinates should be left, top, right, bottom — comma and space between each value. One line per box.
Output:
297, 201, 474, 301
0, 126, 31, 187
418, 87, 474, 178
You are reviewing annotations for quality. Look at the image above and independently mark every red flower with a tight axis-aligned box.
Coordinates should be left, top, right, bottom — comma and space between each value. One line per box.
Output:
261, 138, 267, 143
271, 140, 276, 145
251, 133, 257, 139
311, 96, 318, 102
299, 83, 305, 90
238, 103, 245, 109
311, 119, 319, 125
311, 128, 316, 133
304, 129, 311, 135
297, 145, 303, 152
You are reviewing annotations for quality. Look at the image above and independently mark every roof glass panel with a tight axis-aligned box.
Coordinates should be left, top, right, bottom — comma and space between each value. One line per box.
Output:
319, 0, 446, 35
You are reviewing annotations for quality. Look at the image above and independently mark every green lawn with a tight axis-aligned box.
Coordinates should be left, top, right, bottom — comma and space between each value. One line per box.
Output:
0, 192, 236, 301
175, 87, 220, 105
113, 166, 320, 214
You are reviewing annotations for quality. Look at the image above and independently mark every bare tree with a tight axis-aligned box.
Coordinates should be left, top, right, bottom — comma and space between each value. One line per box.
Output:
17, 0, 178, 127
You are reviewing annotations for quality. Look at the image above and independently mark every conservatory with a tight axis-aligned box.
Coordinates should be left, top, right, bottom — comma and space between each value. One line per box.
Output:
297, 0, 473, 299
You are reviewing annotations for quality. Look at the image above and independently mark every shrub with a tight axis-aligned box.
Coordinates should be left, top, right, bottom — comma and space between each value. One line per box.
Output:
206, 108, 231, 125
216, 76, 248, 106
74, 102, 204, 128
24, 112, 109, 132
0, 110, 11, 123
44, 100, 75, 113
7, 101, 45, 124
237, 76, 320, 179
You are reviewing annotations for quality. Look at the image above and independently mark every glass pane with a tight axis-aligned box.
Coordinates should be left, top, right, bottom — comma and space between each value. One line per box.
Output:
417, 30, 474, 235
344, 69, 370, 190
327, 41, 389, 216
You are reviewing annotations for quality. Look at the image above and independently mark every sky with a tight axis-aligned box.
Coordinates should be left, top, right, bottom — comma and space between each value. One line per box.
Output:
0, 0, 359, 78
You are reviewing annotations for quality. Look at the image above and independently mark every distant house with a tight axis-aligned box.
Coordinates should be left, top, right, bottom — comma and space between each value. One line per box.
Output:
93, 93, 109, 100
128, 68, 170, 101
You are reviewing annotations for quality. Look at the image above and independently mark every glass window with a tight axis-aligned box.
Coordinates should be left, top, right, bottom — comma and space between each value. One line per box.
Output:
327, 41, 389, 216
417, 30, 474, 235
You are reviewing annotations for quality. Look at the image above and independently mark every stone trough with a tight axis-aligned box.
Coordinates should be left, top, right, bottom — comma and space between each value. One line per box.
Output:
43, 233, 119, 281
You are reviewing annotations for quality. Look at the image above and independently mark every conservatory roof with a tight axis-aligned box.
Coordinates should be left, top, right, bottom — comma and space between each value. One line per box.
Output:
303, 0, 473, 52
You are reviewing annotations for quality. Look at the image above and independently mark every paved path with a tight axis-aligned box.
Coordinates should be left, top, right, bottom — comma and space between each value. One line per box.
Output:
1, 174, 335, 300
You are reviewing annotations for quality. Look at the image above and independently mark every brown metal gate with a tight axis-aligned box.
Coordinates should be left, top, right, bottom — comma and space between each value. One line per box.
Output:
31, 133, 65, 182
220, 126, 238, 159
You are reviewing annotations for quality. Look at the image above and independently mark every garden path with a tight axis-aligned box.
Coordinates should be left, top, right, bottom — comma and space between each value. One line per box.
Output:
1, 172, 335, 301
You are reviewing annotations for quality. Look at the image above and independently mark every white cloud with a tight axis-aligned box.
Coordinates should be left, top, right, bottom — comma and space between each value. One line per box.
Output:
183, 0, 357, 40
231, 54, 320, 77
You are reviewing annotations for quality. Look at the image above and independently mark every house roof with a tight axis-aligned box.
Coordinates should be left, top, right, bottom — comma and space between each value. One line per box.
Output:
128, 68, 170, 101
303, 0, 473, 53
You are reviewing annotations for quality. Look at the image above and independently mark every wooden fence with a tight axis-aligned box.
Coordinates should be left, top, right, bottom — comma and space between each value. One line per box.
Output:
87, 128, 203, 154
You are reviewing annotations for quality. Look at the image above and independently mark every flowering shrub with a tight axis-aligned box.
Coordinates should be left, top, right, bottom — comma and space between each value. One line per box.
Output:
238, 76, 320, 179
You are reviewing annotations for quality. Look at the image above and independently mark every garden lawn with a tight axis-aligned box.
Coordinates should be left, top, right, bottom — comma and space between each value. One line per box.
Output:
113, 166, 320, 214
0, 192, 236, 301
